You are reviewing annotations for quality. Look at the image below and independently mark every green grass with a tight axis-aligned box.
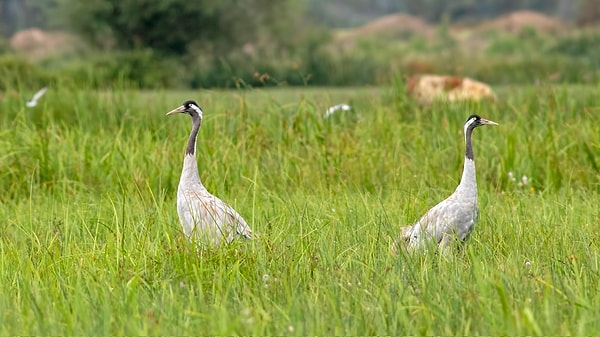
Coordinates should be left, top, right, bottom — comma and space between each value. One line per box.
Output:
0, 83, 599, 334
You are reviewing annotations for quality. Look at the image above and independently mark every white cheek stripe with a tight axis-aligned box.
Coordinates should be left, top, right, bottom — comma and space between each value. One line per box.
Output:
190, 104, 203, 116
464, 118, 475, 140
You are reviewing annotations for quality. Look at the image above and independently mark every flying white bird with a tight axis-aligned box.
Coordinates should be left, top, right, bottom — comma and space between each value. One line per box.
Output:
26, 87, 48, 108
167, 100, 253, 247
392, 114, 498, 254
324, 103, 351, 119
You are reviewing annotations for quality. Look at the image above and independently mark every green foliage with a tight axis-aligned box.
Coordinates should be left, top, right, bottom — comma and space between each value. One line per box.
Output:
54, 0, 300, 55
6, 24, 600, 89
63, 49, 187, 89
2, 0, 600, 89
1, 84, 600, 334
549, 31, 600, 67
0, 54, 56, 90
0, 36, 11, 53
458, 56, 595, 84
0, 84, 599, 334
485, 30, 544, 56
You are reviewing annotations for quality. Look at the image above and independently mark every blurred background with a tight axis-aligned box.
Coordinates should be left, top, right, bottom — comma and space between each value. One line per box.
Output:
1, 0, 600, 89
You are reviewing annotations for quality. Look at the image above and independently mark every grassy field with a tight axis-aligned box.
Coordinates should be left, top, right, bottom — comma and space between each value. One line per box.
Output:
0, 83, 599, 334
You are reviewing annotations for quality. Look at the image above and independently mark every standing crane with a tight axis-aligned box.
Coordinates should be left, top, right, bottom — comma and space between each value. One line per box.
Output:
392, 114, 498, 254
167, 100, 253, 246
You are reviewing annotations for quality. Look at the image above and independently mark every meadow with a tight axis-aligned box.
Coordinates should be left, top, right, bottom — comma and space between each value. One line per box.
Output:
0, 83, 599, 334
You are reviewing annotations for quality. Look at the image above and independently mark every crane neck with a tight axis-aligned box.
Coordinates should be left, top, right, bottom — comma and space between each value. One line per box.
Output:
185, 114, 202, 156
457, 125, 477, 195
181, 154, 201, 184
180, 114, 202, 184
457, 156, 477, 193
465, 126, 474, 160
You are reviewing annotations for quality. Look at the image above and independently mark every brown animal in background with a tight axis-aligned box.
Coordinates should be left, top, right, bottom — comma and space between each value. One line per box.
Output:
406, 74, 496, 104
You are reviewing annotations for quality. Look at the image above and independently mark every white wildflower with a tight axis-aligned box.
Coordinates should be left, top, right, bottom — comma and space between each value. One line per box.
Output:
241, 308, 254, 325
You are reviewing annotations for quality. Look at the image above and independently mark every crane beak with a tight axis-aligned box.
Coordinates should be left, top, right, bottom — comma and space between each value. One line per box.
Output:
480, 118, 498, 126
166, 105, 186, 116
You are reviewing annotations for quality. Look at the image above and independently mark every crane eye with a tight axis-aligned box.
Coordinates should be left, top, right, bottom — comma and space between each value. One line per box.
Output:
465, 117, 477, 129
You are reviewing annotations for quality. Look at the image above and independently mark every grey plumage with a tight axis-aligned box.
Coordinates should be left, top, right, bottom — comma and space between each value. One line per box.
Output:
167, 100, 253, 246
392, 114, 498, 254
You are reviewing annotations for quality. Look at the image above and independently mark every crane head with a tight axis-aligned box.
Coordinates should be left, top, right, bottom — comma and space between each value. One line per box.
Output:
465, 114, 498, 130
166, 100, 204, 118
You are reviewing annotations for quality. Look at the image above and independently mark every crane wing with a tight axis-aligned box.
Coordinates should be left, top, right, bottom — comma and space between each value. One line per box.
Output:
405, 196, 478, 250
177, 187, 253, 246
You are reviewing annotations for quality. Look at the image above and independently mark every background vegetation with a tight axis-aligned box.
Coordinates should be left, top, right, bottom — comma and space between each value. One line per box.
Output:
1, 0, 600, 89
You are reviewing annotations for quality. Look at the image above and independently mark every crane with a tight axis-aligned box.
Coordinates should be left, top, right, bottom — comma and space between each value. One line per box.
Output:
392, 114, 498, 254
324, 103, 352, 119
26, 87, 48, 108
167, 100, 253, 246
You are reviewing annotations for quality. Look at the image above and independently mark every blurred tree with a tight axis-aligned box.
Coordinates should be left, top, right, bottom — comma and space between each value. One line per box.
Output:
55, 0, 300, 55
0, 0, 55, 37
0, 0, 19, 36
1, 0, 591, 40
555, 0, 577, 21
578, 0, 600, 25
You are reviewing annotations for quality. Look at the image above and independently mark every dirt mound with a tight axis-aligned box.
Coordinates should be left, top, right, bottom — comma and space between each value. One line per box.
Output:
336, 13, 434, 42
333, 13, 434, 50
10, 28, 83, 61
353, 13, 434, 37
480, 10, 568, 34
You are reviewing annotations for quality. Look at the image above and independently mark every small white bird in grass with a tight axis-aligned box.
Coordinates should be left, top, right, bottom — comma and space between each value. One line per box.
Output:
167, 100, 253, 247
392, 114, 498, 254
26, 87, 48, 108
324, 103, 351, 119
